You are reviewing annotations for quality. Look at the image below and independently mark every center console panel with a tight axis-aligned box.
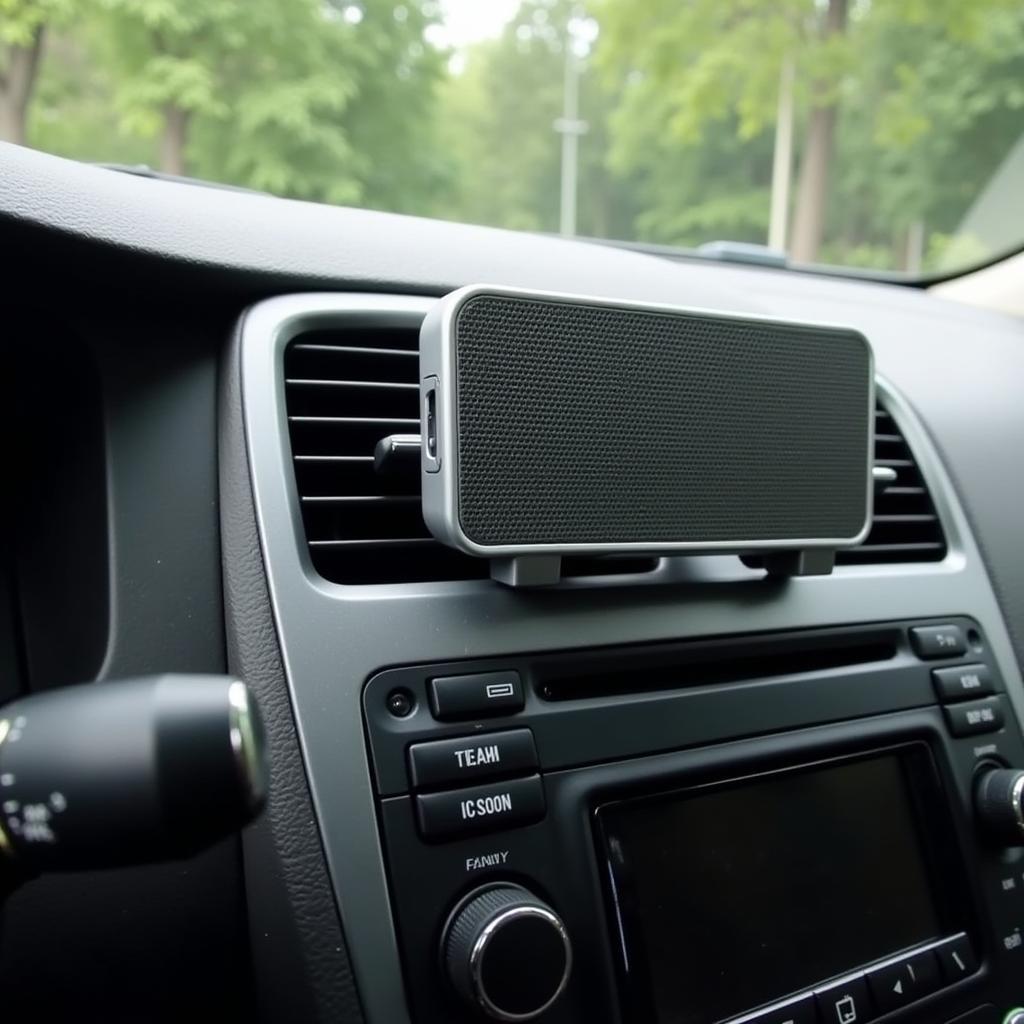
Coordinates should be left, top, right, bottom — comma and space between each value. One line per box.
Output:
364, 617, 1024, 1024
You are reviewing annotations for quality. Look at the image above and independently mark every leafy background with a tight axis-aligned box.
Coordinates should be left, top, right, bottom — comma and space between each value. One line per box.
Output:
2, 0, 1022, 272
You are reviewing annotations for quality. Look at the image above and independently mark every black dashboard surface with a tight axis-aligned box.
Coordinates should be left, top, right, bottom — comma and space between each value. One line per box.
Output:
1, 142, 1023, 1024
3, 142, 1021, 668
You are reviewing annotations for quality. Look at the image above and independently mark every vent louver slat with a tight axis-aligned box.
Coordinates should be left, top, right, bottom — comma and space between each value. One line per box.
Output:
284, 327, 487, 584
284, 327, 658, 585
285, 336, 944, 581
834, 403, 947, 565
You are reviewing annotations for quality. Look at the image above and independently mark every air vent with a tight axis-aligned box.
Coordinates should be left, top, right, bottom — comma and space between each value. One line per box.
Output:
285, 337, 942, 580
834, 401, 947, 565
284, 327, 658, 585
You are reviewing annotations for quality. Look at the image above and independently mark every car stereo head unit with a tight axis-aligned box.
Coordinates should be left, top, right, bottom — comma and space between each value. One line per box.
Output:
363, 618, 1024, 1024
597, 747, 961, 1024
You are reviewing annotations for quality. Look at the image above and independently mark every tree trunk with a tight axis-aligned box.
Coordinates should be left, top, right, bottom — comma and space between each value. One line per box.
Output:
789, 0, 848, 263
160, 106, 190, 176
0, 26, 46, 145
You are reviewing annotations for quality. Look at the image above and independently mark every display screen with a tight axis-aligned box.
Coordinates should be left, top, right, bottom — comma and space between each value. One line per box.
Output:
598, 752, 946, 1024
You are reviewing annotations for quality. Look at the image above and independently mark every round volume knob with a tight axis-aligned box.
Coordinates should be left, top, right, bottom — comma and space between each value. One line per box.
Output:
443, 884, 572, 1021
975, 768, 1024, 845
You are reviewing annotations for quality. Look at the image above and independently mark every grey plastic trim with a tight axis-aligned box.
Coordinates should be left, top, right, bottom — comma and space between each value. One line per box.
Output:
725, 932, 974, 1024
237, 292, 1024, 1024
419, 283, 875, 557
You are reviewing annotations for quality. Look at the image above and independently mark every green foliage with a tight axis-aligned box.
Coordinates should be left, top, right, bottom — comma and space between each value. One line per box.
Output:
604, 56, 775, 247
93, 0, 370, 198
427, 0, 636, 239
342, 1, 449, 213
596, 0, 846, 145
8, 0, 1024, 274
595, 0, 1024, 269
21, 0, 446, 205
29, 29, 152, 164
825, 0, 1024, 269
0, 0, 75, 46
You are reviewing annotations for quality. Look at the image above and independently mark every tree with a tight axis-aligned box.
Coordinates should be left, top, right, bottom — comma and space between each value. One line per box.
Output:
70, 0, 447, 205
601, 39, 775, 247
342, 0, 449, 215
0, 0, 73, 144
789, 0, 847, 262
93, 0, 365, 195
828, 0, 1024, 270
596, 0, 1024, 267
27, 23, 152, 165
433, 27, 565, 232
597, 0, 852, 260
432, 0, 636, 239
7, 0, 1024, 277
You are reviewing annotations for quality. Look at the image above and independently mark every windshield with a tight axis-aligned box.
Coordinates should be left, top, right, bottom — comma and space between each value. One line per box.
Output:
3, 0, 1022, 276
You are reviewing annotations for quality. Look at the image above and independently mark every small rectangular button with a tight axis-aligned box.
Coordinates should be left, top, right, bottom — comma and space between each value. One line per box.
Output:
932, 664, 994, 703
935, 933, 978, 983
415, 775, 545, 841
866, 948, 939, 1013
814, 974, 872, 1024
728, 992, 817, 1024
944, 697, 1004, 737
408, 729, 538, 789
910, 625, 967, 659
429, 671, 524, 721
944, 1010, 999, 1024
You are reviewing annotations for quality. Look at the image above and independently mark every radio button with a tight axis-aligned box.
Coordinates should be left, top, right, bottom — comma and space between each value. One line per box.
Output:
910, 625, 967, 659
866, 949, 939, 1013
416, 774, 545, 841
935, 934, 978, 983
729, 992, 817, 1024
932, 665, 994, 703
945, 1010, 999, 1024
814, 973, 873, 1024
944, 698, 1004, 737
429, 671, 524, 721
408, 729, 538, 790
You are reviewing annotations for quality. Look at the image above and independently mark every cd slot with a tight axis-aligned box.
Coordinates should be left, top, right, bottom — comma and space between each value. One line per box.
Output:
536, 630, 898, 702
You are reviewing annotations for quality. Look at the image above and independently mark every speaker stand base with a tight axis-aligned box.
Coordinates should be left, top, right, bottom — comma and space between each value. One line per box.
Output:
490, 556, 563, 588
762, 549, 836, 577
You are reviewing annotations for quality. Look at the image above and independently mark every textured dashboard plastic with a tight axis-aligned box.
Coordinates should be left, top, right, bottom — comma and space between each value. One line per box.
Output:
220, 323, 363, 1024
3, 143, 1024, 1024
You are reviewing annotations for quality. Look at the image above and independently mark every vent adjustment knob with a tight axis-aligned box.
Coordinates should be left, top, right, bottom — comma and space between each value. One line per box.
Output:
975, 767, 1024, 846
442, 884, 572, 1021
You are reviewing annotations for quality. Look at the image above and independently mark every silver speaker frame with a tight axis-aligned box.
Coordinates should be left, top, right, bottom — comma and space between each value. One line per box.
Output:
419, 283, 875, 560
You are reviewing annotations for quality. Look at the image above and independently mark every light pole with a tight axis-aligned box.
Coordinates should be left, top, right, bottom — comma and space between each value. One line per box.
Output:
768, 55, 795, 252
554, 18, 592, 237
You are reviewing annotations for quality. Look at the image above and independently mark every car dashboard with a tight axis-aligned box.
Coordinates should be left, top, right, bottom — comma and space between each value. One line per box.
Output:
2, 143, 1024, 1024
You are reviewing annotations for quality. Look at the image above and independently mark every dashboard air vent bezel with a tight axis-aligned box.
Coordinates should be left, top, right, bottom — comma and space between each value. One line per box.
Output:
269, 295, 953, 586
282, 317, 659, 586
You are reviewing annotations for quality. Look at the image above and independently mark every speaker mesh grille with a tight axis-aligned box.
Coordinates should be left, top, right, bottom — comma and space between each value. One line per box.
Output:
454, 295, 871, 547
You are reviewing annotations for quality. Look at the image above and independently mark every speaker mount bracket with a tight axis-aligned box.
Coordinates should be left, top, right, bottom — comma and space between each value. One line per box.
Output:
762, 549, 837, 577
489, 555, 563, 588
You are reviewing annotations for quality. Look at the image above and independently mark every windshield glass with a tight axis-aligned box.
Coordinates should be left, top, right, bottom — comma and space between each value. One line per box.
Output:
4, 0, 1022, 276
